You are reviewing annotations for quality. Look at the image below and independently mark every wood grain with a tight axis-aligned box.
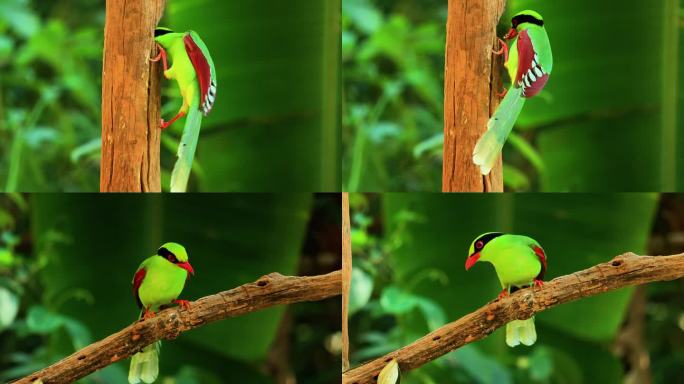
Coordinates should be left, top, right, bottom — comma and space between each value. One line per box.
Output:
442, 0, 506, 192
342, 193, 352, 371
100, 0, 165, 192
343, 253, 684, 383
14, 271, 341, 384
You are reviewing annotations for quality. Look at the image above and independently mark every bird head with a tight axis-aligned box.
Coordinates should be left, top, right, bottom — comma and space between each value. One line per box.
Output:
154, 27, 176, 46
504, 10, 544, 40
466, 232, 504, 270
158, 242, 194, 276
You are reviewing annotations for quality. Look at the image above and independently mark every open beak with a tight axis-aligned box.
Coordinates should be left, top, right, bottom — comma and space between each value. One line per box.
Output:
465, 252, 480, 270
504, 28, 517, 40
178, 261, 195, 276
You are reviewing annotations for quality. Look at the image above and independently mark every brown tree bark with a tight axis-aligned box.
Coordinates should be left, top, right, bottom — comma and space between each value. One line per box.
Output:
342, 253, 684, 383
442, 0, 506, 192
100, 0, 166, 192
342, 192, 352, 371
14, 271, 341, 384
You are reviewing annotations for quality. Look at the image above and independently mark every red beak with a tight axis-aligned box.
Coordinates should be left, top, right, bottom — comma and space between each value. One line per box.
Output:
504, 28, 517, 40
178, 261, 195, 276
465, 252, 480, 270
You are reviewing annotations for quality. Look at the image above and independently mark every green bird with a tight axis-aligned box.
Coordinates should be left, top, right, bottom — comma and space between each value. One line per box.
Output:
465, 233, 547, 347
473, 10, 553, 175
128, 242, 195, 384
151, 27, 217, 192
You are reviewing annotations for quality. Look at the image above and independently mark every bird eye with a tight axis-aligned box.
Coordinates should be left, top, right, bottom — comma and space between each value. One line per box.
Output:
476, 240, 484, 249
169, 254, 178, 263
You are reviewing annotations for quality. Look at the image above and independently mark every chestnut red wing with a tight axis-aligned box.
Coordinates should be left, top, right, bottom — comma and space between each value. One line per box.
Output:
183, 34, 213, 114
515, 30, 549, 98
532, 245, 547, 281
132, 268, 146, 309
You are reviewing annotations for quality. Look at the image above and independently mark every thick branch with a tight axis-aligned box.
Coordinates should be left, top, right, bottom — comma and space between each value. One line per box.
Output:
15, 271, 341, 384
442, 0, 506, 192
342, 253, 684, 383
100, 0, 165, 192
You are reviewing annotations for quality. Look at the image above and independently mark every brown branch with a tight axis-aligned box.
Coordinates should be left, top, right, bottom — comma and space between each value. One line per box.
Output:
442, 0, 506, 192
15, 271, 341, 384
100, 0, 165, 192
342, 193, 352, 371
342, 253, 684, 383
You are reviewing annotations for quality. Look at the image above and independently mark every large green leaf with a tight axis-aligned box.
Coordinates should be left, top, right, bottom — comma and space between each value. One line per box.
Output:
165, 1, 340, 191
31, 194, 311, 379
381, 193, 658, 381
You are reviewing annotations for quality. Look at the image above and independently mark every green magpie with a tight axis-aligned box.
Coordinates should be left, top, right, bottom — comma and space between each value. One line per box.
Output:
466, 232, 547, 347
473, 10, 553, 175
128, 242, 195, 384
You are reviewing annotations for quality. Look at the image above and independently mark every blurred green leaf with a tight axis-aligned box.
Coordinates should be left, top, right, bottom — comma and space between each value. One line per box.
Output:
26, 305, 63, 334
349, 267, 374, 316
0, 286, 19, 330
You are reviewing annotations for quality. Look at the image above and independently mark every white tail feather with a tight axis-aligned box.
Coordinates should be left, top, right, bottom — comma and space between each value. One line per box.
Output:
128, 342, 160, 384
505, 318, 537, 347
473, 87, 525, 175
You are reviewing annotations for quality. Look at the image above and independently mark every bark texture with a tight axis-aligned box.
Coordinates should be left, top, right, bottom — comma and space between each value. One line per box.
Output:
342, 192, 351, 371
100, 0, 165, 192
342, 253, 684, 383
15, 271, 341, 384
442, 0, 506, 192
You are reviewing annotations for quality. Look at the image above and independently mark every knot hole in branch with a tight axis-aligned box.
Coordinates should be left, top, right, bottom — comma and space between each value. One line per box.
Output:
257, 279, 269, 287
611, 259, 623, 267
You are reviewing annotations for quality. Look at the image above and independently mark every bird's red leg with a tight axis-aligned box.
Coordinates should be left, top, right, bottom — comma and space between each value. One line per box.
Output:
492, 37, 509, 97
142, 307, 156, 320
173, 299, 191, 310
150, 43, 170, 72
533, 279, 544, 289
497, 289, 509, 300
161, 111, 186, 130
492, 37, 509, 63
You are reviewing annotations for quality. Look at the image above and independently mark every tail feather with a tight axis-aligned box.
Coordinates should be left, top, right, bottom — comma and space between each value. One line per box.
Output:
505, 317, 537, 347
170, 98, 203, 193
473, 87, 525, 175
128, 342, 161, 384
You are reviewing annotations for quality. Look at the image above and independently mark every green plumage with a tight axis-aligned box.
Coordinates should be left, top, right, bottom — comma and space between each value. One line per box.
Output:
473, 10, 552, 175
466, 233, 546, 347
154, 29, 216, 192
128, 243, 192, 384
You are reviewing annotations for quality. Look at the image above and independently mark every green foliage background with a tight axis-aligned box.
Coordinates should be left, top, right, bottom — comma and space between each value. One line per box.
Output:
349, 193, 684, 383
342, 0, 684, 192
0, 194, 341, 383
0, 0, 340, 192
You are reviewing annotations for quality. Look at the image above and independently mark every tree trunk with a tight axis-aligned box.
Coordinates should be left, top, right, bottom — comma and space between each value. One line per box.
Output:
442, 0, 506, 192
341, 192, 351, 371
100, 0, 166, 192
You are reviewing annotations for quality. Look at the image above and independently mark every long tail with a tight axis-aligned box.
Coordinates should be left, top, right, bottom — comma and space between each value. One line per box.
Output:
128, 341, 161, 384
505, 317, 536, 347
472, 87, 525, 175
170, 97, 202, 192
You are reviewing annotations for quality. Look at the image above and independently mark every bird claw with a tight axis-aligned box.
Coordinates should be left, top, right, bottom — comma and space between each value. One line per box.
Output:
533, 279, 544, 288
497, 289, 509, 300
142, 308, 156, 320
492, 37, 509, 63
496, 88, 508, 98
160, 118, 170, 130
174, 299, 191, 310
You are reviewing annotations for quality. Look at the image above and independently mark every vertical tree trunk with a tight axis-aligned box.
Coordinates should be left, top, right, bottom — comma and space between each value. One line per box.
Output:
100, 0, 166, 192
341, 192, 351, 372
442, 0, 506, 192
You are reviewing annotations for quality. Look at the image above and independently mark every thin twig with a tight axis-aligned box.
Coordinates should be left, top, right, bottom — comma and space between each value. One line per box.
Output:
342, 253, 684, 383
14, 271, 342, 384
